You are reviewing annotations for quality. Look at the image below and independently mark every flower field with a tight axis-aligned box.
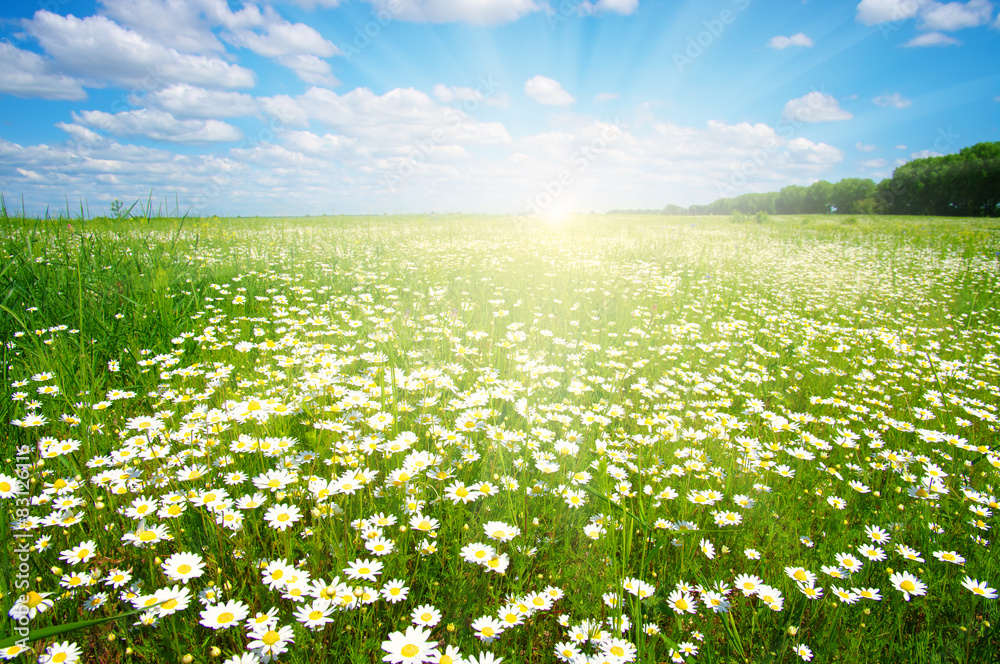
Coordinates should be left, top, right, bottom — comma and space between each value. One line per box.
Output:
2, 212, 999, 663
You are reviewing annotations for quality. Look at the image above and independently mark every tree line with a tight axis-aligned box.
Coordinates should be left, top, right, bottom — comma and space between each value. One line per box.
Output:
611, 141, 998, 218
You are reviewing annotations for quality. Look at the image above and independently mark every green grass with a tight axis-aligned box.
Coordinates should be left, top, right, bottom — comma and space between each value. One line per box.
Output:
2, 211, 999, 664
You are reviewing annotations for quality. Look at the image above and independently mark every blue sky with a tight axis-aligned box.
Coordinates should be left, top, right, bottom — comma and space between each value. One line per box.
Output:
1, 0, 998, 216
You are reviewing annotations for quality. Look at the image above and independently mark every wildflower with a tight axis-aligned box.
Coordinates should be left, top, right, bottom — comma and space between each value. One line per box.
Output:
471, 616, 505, 643
59, 540, 97, 566
890, 571, 928, 601
200, 601, 250, 630
162, 552, 205, 583
411, 604, 442, 627
831, 585, 859, 604
734, 574, 762, 596
8, 591, 54, 620
344, 558, 383, 582
294, 599, 335, 630
795, 643, 814, 661
554, 641, 581, 663
37, 641, 82, 664
666, 589, 697, 614
960, 577, 998, 599
381, 580, 410, 604
247, 623, 295, 662
932, 550, 965, 565
483, 521, 520, 542
263, 504, 302, 531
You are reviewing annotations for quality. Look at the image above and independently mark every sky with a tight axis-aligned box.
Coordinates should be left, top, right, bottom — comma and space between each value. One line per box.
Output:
0, 0, 998, 217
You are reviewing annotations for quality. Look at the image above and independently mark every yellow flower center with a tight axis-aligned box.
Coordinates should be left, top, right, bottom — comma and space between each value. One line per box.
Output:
401, 644, 419, 657
262, 630, 280, 646
218, 612, 234, 623
177, 564, 192, 575
901, 580, 915, 592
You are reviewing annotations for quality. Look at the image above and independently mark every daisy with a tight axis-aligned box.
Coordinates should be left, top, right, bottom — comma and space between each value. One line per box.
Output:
857, 544, 886, 562
471, 616, 505, 643
344, 558, 383, 582
162, 552, 205, 583
59, 540, 97, 566
554, 641, 581, 663
247, 623, 295, 662
37, 641, 82, 664
890, 571, 928, 601
831, 585, 859, 604
381, 579, 410, 604
834, 552, 863, 574
381, 625, 438, 664
411, 603, 442, 627
734, 574, 762, 596
483, 521, 520, 542
294, 599, 334, 630
262, 560, 295, 590
857, 587, 882, 601
933, 550, 965, 565
960, 577, 998, 599
0, 644, 31, 661
366, 537, 396, 557
8, 591, 54, 620
152, 585, 191, 617
666, 589, 697, 614
263, 504, 302, 531
461, 543, 496, 565
435, 645, 463, 664
797, 583, 823, 600
794, 643, 813, 662
784, 567, 816, 586
200, 600, 250, 630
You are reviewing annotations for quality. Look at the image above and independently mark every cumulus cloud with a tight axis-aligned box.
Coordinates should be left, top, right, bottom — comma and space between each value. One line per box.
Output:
0, 41, 87, 100
919, 0, 993, 31
24, 10, 256, 89
524, 76, 575, 106
781, 92, 853, 123
861, 158, 888, 167
71, 108, 243, 143
856, 142, 877, 151
873, 92, 912, 108
903, 31, 961, 45
767, 33, 814, 49
140, 84, 259, 119
855, 0, 927, 25
366, 0, 541, 24
578, 0, 640, 15
594, 92, 620, 102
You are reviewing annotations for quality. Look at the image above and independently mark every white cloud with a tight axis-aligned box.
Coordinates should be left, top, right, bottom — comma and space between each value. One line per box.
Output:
873, 92, 912, 108
579, 0, 640, 15
767, 33, 814, 49
781, 92, 853, 123
366, 0, 541, 24
919, 0, 993, 31
277, 54, 340, 87
861, 158, 887, 167
71, 108, 243, 143
911, 149, 944, 159
24, 10, 256, 89
140, 84, 259, 119
221, 9, 339, 58
524, 76, 575, 106
0, 41, 87, 100
594, 92, 620, 102
433, 84, 484, 104
855, 0, 927, 25
903, 30, 961, 45
856, 142, 877, 151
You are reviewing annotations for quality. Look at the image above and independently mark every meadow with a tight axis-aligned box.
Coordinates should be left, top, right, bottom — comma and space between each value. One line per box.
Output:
1, 210, 999, 664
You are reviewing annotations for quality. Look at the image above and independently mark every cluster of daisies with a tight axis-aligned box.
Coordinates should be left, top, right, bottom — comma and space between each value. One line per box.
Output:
4, 217, 1000, 663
